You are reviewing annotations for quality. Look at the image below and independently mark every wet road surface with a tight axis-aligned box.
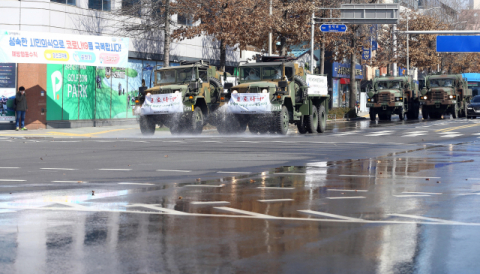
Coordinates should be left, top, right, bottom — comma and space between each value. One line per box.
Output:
1, 118, 480, 273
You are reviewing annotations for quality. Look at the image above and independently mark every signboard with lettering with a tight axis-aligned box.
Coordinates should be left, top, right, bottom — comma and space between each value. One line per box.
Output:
332, 62, 363, 79
306, 74, 328, 96
320, 24, 347, 32
0, 30, 129, 67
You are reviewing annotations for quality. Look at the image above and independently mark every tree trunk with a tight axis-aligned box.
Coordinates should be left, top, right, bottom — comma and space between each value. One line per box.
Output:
280, 36, 287, 56
320, 37, 325, 74
163, 0, 170, 68
349, 40, 357, 109
220, 39, 226, 72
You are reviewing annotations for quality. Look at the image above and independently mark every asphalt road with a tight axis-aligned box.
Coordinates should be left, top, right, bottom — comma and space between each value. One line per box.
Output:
1, 116, 480, 273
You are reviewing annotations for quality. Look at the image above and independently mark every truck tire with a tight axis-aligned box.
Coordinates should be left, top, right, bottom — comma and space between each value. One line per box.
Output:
189, 106, 204, 134
413, 102, 420, 119
209, 77, 222, 104
273, 106, 289, 135
317, 105, 326, 133
248, 123, 259, 134
297, 117, 307, 134
139, 115, 155, 135
422, 106, 429, 119
399, 108, 405, 121
304, 105, 318, 133
218, 115, 247, 134
294, 76, 307, 104
369, 111, 376, 121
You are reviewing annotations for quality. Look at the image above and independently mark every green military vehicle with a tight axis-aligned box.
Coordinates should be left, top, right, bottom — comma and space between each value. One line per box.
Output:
420, 74, 472, 119
217, 57, 329, 135
367, 76, 420, 121
134, 61, 225, 135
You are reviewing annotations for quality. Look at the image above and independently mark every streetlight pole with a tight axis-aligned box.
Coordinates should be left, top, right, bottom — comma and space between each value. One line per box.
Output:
407, 11, 409, 77
268, 0, 272, 55
310, 8, 315, 73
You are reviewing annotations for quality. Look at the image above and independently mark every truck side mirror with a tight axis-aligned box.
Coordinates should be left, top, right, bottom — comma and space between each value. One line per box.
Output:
139, 86, 147, 96
189, 81, 199, 91
224, 82, 233, 89
278, 81, 288, 88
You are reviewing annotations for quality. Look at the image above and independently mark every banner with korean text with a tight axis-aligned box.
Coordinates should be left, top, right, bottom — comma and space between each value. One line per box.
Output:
227, 93, 272, 113
0, 30, 129, 67
141, 93, 183, 115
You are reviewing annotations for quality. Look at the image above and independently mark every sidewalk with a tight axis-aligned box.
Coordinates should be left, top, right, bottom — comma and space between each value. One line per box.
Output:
0, 124, 143, 138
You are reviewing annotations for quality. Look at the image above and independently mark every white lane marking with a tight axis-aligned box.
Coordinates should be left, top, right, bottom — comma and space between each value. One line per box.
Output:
257, 187, 295, 190
125, 204, 189, 215
400, 176, 441, 179
200, 141, 221, 143
118, 183, 155, 186
163, 141, 185, 143
258, 199, 294, 203
0, 167, 20, 169
273, 173, 306, 175
157, 169, 192, 173
217, 171, 252, 174
236, 141, 259, 143
190, 201, 230, 205
130, 141, 149, 143
402, 191, 442, 195
41, 168, 77, 171
98, 169, 132, 171
184, 184, 225, 188
52, 181, 85, 183
0, 179, 26, 182
52, 141, 79, 142
393, 194, 431, 198
298, 210, 364, 221
388, 213, 460, 224
213, 206, 276, 218
365, 130, 393, 137
440, 134, 463, 138
402, 131, 428, 137
327, 189, 368, 192
339, 175, 374, 178
327, 196, 366, 200
2, 204, 480, 226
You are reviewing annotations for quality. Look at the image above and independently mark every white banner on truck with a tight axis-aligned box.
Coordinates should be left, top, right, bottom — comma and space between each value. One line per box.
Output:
141, 93, 183, 115
306, 74, 328, 96
227, 93, 272, 113
0, 30, 129, 67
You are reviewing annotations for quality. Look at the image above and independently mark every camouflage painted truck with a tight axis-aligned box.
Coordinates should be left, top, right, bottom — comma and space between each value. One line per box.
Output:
366, 76, 420, 121
134, 61, 225, 135
420, 74, 472, 119
217, 58, 329, 135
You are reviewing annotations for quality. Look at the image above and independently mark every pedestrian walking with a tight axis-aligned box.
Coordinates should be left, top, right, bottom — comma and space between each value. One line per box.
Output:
15, 86, 27, 131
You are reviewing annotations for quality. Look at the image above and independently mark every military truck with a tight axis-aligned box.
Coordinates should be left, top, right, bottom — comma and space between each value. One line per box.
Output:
216, 57, 329, 135
134, 61, 225, 135
367, 76, 420, 121
420, 74, 472, 119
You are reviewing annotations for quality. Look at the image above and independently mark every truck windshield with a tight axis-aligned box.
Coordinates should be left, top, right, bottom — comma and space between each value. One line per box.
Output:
240, 66, 293, 81
429, 79, 454, 87
177, 67, 196, 83
377, 81, 402, 89
157, 70, 176, 84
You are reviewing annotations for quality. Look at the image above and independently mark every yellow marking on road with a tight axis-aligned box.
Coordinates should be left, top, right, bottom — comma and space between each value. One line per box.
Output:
435, 123, 480, 132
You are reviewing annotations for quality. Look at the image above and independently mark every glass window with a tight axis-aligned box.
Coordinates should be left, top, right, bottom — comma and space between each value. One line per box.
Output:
472, 96, 480, 103
241, 67, 261, 81
51, 0, 76, 6
263, 66, 282, 80
89, 0, 111, 11
122, 0, 141, 17
429, 79, 455, 87
199, 70, 208, 83
177, 67, 196, 83
178, 13, 193, 26
157, 70, 176, 84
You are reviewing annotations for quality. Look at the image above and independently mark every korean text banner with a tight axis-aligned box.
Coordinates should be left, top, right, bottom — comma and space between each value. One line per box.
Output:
0, 30, 130, 67
227, 93, 272, 113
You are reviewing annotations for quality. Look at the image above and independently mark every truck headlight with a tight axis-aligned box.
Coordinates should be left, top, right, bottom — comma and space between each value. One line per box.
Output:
421, 96, 427, 100
174, 90, 180, 94
367, 98, 374, 103
395, 97, 403, 101
449, 95, 453, 99
262, 89, 268, 93
232, 90, 238, 93
468, 106, 473, 109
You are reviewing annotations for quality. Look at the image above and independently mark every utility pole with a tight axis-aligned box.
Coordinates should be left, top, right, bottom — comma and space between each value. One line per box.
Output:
406, 11, 409, 77
310, 7, 315, 73
268, 0, 272, 55
392, 24, 398, 76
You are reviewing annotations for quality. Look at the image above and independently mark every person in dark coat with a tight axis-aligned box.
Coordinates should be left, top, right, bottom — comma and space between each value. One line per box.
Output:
15, 86, 27, 131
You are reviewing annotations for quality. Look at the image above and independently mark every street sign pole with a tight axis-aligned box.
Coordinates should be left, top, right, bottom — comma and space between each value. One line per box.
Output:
311, 9, 315, 73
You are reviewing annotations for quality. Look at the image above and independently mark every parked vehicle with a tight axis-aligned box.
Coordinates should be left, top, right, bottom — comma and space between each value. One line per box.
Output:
466, 95, 480, 119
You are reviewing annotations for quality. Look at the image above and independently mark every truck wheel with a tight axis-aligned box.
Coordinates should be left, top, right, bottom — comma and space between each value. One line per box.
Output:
451, 104, 458, 119
297, 118, 307, 134
139, 115, 155, 135
399, 108, 405, 121
209, 77, 223, 104
414, 103, 420, 119
422, 106, 429, 119
189, 106, 204, 134
305, 105, 318, 133
317, 105, 326, 133
248, 121, 259, 134
274, 106, 289, 135
369, 112, 376, 121
294, 76, 308, 104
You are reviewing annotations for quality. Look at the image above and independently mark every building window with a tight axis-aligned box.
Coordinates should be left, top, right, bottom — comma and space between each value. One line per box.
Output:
177, 14, 193, 26
89, 0, 111, 11
51, 0, 76, 6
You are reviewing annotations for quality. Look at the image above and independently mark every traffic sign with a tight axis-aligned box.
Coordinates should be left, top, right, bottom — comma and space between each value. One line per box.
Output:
362, 47, 371, 60
437, 36, 480, 52
320, 24, 347, 33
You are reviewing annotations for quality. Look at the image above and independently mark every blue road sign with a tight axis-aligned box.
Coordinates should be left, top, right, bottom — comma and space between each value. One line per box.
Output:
320, 24, 347, 33
437, 36, 480, 52
362, 47, 371, 60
